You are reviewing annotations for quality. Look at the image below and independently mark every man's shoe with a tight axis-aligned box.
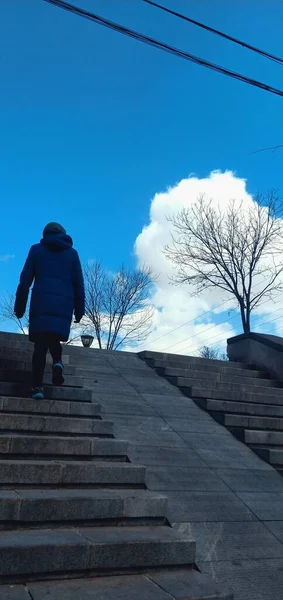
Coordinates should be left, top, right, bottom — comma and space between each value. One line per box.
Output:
52, 362, 64, 386
30, 387, 44, 399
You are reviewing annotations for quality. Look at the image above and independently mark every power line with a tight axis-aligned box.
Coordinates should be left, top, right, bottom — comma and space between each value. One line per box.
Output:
147, 297, 231, 345
161, 308, 237, 352
142, 0, 283, 66
42, 0, 283, 349
43, 0, 283, 98
159, 274, 282, 352
196, 294, 283, 349
173, 299, 283, 355
264, 320, 283, 336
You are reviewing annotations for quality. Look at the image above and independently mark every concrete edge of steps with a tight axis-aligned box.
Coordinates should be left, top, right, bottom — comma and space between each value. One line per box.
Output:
193, 398, 283, 418
0, 460, 147, 487
0, 569, 233, 599
0, 396, 101, 418
138, 350, 254, 369
163, 370, 275, 388
0, 358, 76, 375
0, 435, 129, 461
185, 387, 283, 406
0, 370, 83, 388
0, 382, 93, 403
0, 412, 114, 437
140, 354, 283, 482
0, 488, 169, 528
0, 525, 197, 582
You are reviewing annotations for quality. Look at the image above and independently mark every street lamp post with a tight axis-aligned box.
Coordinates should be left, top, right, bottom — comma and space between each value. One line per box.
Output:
81, 335, 94, 348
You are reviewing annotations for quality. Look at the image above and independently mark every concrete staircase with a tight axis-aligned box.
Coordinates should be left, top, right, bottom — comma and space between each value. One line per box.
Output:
0, 333, 231, 600
140, 350, 283, 474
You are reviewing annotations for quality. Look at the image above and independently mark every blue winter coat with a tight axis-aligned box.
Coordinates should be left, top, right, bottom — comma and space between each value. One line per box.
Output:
14, 233, 85, 342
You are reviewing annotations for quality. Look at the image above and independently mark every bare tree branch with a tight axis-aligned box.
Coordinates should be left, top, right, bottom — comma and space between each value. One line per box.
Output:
165, 191, 283, 333
0, 294, 88, 345
84, 261, 154, 350
198, 345, 228, 360
0, 293, 29, 334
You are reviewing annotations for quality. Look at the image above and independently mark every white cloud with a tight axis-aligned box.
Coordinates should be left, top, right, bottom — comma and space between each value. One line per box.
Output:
133, 170, 283, 354
0, 254, 15, 263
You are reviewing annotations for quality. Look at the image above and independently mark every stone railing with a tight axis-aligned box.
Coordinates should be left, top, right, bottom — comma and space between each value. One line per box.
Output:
227, 332, 283, 381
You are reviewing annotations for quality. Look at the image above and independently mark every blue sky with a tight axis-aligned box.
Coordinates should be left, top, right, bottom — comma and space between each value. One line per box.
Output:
1, 0, 283, 348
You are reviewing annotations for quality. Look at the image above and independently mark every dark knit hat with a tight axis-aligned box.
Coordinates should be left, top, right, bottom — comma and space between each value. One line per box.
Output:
43, 222, 66, 237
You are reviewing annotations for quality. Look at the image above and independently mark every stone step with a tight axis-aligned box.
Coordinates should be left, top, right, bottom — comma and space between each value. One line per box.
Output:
195, 398, 283, 418
0, 332, 31, 343
0, 460, 146, 487
0, 413, 113, 437
167, 371, 276, 389
190, 387, 283, 406
224, 414, 283, 431
0, 337, 32, 351
253, 447, 283, 466
0, 434, 128, 460
0, 397, 101, 418
0, 347, 70, 365
0, 381, 93, 402
12, 569, 233, 600
139, 350, 252, 369
0, 358, 76, 375
0, 369, 83, 388
176, 377, 283, 396
0, 525, 195, 583
0, 488, 167, 528
242, 429, 283, 446
160, 364, 267, 380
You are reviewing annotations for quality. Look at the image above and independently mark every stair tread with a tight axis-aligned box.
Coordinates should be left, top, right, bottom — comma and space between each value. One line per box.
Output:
0, 487, 167, 526
204, 399, 283, 415
0, 370, 83, 388
140, 350, 254, 368
0, 459, 146, 487
0, 413, 113, 436
227, 414, 283, 426
0, 397, 101, 416
0, 459, 138, 466
191, 387, 283, 404
0, 524, 192, 545
163, 365, 266, 379
0, 525, 196, 580
179, 377, 283, 394
0, 434, 128, 458
0, 488, 165, 500
9, 569, 233, 600
0, 382, 93, 402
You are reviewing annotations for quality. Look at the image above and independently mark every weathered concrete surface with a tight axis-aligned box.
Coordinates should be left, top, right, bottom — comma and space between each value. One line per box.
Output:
80, 347, 283, 600
2, 332, 283, 597
18, 571, 233, 600
0, 332, 232, 600
227, 332, 283, 382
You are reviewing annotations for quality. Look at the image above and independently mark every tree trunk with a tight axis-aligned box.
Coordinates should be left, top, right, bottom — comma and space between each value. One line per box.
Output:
245, 307, 251, 333
239, 300, 250, 334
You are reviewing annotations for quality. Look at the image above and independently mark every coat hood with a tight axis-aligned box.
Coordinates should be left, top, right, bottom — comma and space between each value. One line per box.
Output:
40, 233, 73, 252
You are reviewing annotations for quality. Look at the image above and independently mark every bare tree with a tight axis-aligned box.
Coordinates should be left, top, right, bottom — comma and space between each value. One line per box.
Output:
165, 191, 283, 333
198, 345, 228, 360
0, 293, 29, 334
84, 261, 154, 350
